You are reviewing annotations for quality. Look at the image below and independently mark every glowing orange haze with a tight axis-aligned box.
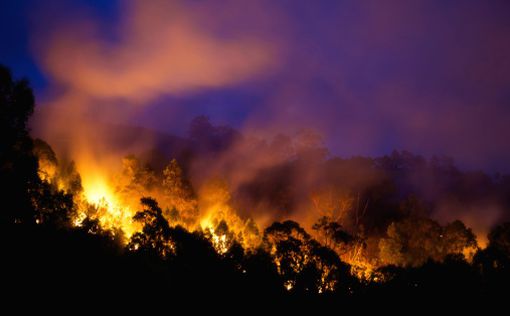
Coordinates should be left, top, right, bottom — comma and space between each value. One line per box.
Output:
39, 0, 276, 101
33, 0, 277, 240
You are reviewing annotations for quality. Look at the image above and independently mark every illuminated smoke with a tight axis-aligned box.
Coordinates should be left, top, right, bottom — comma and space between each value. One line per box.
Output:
32, 0, 278, 233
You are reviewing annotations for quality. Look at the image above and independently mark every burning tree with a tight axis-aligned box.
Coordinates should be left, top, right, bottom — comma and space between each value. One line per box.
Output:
115, 155, 157, 200
310, 188, 376, 280
162, 159, 198, 226
379, 217, 478, 267
128, 197, 174, 258
312, 216, 353, 253
263, 220, 352, 293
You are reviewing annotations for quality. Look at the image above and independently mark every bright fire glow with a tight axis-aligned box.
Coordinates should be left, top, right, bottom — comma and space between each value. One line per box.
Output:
83, 176, 116, 206
208, 229, 229, 254
199, 213, 232, 254
76, 170, 139, 239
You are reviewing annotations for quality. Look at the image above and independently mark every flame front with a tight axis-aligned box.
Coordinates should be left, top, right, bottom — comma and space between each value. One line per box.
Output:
35, 146, 488, 291
58, 157, 262, 254
82, 175, 116, 207
74, 165, 139, 239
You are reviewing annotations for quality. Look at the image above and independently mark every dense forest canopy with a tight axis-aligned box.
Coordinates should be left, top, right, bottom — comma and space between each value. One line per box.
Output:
2, 65, 510, 306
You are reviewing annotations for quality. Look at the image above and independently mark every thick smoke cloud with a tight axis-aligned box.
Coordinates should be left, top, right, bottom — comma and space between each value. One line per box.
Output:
37, 0, 276, 101
240, 0, 510, 172
32, 0, 280, 175
31, 0, 510, 172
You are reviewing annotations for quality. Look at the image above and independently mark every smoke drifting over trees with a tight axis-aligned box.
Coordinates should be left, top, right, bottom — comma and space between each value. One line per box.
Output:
2, 65, 510, 308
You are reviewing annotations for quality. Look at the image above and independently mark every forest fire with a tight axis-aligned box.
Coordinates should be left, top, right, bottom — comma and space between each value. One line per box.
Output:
33, 141, 493, 287
25, 0, 501, 283
67, 166, 138, 238
3, 0, 510, 306
57, 157, 260, 255
82, 179, 116, 209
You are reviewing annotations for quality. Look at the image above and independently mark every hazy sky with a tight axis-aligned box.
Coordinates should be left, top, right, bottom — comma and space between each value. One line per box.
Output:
1, 0, 510, 172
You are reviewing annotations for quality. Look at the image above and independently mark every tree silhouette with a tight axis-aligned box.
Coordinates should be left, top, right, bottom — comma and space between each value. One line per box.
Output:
263, 220, 314, 291
31, 180, 75, 227
488, 222, 510, 256
442, 220, 478, 260
312, 216, 353, 252
263, 220, 352, 293
379, 217, 478, 267
0, 65, 38, 225
473, 222, 510, 297
128, 197, 174, 258
32, 138, 78, 227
